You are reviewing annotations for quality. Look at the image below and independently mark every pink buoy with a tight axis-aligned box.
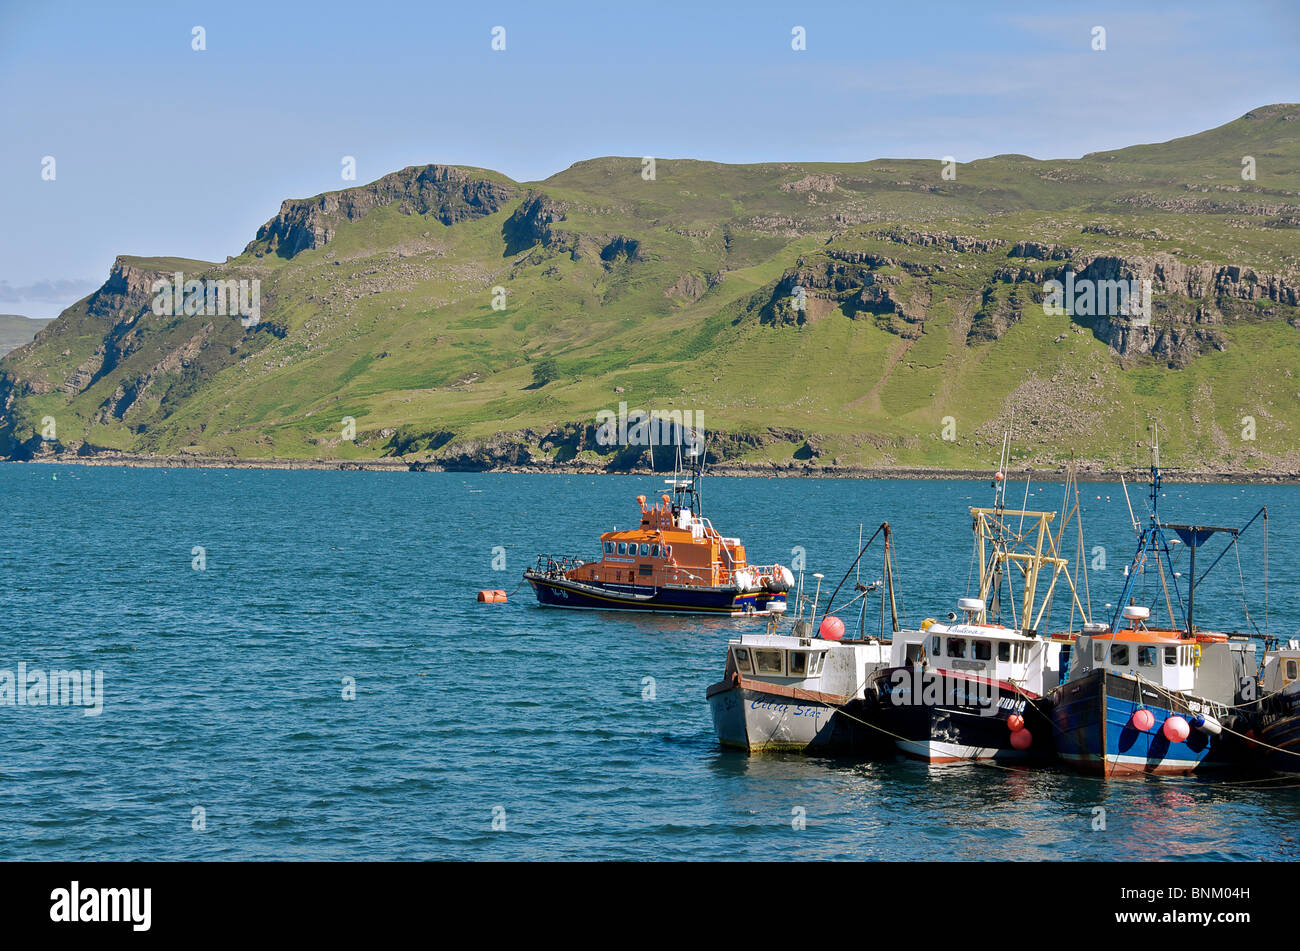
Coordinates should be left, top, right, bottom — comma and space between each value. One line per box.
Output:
1006, 714, 1025, 733
1131, 708, 1155, 732
1010, 728, 1033, 750
1162, 715, 1190, 743
818, 616, 845, 641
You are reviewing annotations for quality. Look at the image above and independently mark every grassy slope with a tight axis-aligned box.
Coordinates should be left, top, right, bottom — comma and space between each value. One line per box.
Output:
3, 107, 1299, 469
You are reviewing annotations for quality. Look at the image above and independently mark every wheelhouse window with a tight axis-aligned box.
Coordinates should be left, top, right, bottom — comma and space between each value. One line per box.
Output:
617, 542, 627, 555
789, 652, 808, 676
754, 650, 784, 675
733, 648, 752, 674
1164, 646, 1178, 666
947, 638, 966, 658
1138, 646, 1157, 668
604, 542, 614, 554
651, 545, 660, 558
1111, 645, 1129, 666
1094, 642, 1105, 663
930, 635, 941, 654
640, 543, 649, 556
973, 640, 991, 661
1287, 659, 1299, 681
997, 642, 1010, 662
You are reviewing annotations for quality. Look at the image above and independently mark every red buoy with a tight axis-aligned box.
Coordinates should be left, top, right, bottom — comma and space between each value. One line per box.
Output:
1007, 714, 1025, 733
1162, 715, 1190, 743
477, 590, 508, 603
1010, 728, 1033, 750
818, 616, 845, 641
1131, 708, 1155, 731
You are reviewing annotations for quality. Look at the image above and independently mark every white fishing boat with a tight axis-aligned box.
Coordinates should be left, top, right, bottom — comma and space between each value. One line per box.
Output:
706, 524, 898, 754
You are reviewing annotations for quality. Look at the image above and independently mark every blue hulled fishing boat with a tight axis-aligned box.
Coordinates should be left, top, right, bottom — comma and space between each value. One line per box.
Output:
1048, 429, 1263, 776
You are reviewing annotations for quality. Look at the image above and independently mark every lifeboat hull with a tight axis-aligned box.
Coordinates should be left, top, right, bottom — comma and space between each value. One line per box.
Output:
524, 571, 785, 615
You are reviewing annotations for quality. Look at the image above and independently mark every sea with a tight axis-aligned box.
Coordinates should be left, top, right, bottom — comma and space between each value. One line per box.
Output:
1, 464, 1297, 860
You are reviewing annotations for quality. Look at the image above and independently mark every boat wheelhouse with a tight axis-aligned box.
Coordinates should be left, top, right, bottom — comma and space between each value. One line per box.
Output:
524, 452, 791, 615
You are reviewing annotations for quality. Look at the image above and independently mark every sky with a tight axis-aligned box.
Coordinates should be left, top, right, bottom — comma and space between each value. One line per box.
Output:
1, 0, 1297, 318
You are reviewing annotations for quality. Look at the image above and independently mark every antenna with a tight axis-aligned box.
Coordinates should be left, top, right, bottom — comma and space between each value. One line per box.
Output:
1120, 474, 1139, 536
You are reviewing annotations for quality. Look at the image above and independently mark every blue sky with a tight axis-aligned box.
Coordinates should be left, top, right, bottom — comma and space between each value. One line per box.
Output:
1, 0, 1296, 317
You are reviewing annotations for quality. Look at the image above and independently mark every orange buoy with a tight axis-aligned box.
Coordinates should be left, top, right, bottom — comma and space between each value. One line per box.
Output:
1162, 715, 1190, 743
1007, 714, 1025, 733
1131, 708, 1155, 731
477, 590, 508, 603
818, 616, 845, 641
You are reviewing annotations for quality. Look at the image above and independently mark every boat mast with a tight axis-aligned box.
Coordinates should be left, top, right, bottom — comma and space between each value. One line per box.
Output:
1109, 423, 1187, 634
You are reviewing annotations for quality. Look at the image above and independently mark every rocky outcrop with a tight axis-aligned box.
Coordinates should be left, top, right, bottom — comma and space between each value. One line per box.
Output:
502, 192, 569, 255
1009, 241, 1072, 261
968, 284, 1033, 343
248, 165, 517, 258
875, 229, 1006, 253
86, 256, 170, 320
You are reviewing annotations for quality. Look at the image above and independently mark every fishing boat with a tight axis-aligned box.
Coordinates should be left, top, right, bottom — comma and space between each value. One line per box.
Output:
524, 449, 792, 615
1048, 429, 1261, 777
706, 525, 898, 754
869, 452, 1092, 764
1244, 640, 1300, 773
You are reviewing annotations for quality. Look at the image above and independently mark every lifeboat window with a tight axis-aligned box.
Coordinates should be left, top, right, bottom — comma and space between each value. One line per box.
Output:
617, 542, 627, 555
604, 542, 614, 554
947, 638, 966, 658
973, 640, 991, 661
733, 648, 752, 674
1093, 642, 1105, 663
997, 642, 1010, 662
1138, 646, 1157, 668
651, 545, 660, 558
930, 635, 941, 655
663, 545, 672, 559
754, 650, 784, 675
1110, 645, 1130, 667
1164, 646, 1178, 665
640, 543, 649, 556
1286, 659, 1298, 681
789, 652, 808, 676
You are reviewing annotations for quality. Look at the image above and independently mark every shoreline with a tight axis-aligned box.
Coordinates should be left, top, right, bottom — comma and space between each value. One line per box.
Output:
6, 452, 1298, 483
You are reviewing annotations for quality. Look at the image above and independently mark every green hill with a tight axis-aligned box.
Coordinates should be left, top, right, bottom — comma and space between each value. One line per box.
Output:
0, 315, 53, 358
3, 105, 1300, 474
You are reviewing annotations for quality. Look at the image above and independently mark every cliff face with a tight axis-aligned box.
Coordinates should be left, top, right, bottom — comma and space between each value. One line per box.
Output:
246, 165, 518, 258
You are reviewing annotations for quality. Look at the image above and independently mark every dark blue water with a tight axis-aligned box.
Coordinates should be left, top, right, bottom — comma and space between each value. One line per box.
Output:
1, 464, 1297, 860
